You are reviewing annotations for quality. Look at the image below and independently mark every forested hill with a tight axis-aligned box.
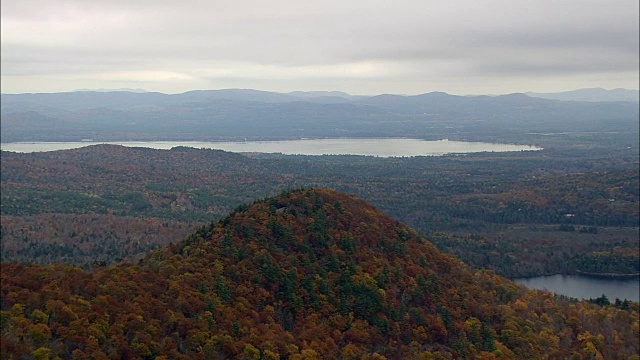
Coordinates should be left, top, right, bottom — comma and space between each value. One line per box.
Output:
2, 189, 638, 359
2, 144, 638, 277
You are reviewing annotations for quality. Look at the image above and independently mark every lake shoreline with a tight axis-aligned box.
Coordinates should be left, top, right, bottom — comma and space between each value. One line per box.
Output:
512, 272, 640, 280
513, 273, 639, 302
0, 138, 543, 157
575, 271, 640, 279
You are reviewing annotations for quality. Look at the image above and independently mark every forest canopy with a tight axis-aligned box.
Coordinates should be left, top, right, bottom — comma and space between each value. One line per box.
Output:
2, 189, 638, 359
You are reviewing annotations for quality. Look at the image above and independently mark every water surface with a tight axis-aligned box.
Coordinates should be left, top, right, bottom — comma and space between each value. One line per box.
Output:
0, 138, 542, 157
514, 274, 639, 302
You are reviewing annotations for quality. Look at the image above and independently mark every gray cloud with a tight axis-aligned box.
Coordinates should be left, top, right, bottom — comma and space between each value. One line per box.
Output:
1, 0, 638, 94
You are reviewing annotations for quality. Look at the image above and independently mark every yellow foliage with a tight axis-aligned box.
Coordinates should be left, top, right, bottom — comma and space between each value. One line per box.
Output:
286, 344, 300, 355
32, 347, 51, 360
30, 309, 49, 324
300, 349, 321, 359
30, 323, 51, 345
243, 344, 261, 360
10, 303, 26, 317
263, 349, 280, 360
341, 343, 364, 360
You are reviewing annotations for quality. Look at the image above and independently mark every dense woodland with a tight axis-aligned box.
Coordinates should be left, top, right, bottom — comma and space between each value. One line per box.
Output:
2, 133, 638, 278
1, 214, 197, 267
2, 189, 639, 359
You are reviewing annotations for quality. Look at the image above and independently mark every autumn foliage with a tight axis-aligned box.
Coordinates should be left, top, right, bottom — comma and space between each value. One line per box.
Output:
1, 189, 639, 359
2, 145, 638, 277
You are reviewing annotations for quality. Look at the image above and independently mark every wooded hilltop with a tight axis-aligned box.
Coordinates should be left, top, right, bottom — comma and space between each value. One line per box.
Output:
2, 189, 638, 359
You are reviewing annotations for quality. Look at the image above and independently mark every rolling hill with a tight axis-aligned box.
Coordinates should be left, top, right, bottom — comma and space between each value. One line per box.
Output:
2, 89, 637, 143
1, 189, 638, 359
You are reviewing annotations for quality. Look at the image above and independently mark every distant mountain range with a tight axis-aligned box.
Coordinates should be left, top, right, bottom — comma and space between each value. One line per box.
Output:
62, 87, 639, 102
1, 88, 638, 143
74, 88, 149, 93
526, 88, 639, 102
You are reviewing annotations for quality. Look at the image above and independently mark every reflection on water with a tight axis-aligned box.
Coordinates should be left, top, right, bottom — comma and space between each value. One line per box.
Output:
514, 274, 639, 302
0, 138, 542, 157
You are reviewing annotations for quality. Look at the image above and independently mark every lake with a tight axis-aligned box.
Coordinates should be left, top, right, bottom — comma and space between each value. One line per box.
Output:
0, 138, 542, 156
514, 274, 639, 302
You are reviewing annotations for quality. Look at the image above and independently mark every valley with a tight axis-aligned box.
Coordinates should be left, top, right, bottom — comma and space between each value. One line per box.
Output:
2, 139, 637, 279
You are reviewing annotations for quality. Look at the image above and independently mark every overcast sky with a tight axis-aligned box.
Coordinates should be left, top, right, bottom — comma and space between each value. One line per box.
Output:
2, 0, 638, 95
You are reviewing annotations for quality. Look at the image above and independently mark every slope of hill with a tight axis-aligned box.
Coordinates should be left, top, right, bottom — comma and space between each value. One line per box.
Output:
1, 189, 638, 359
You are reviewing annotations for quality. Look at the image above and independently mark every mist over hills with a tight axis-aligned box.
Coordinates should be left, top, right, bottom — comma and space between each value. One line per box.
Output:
526, 88, 640, 102
2, 189, 638, 358
74, 88, 149, 93
1, 89, 637, 143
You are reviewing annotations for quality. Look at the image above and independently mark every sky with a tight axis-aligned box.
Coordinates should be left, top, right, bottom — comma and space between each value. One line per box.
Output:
1, 0, 638, 95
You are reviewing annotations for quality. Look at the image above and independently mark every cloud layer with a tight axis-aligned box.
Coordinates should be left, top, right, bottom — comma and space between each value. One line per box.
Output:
2, 0, 638, 94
